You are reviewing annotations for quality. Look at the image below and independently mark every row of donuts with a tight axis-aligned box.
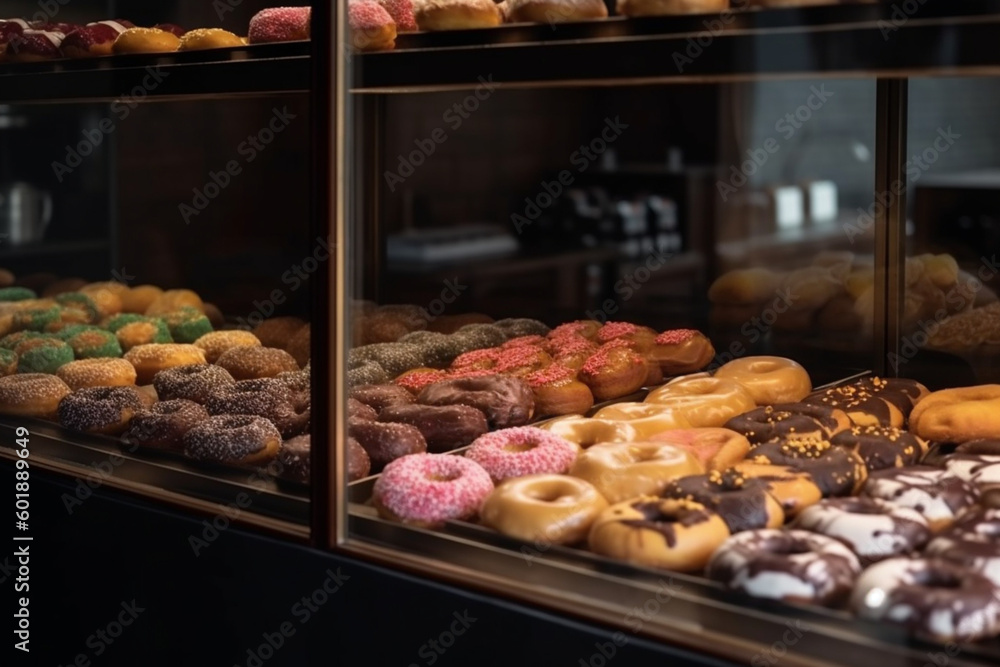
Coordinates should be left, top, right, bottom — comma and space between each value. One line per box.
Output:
0, 7, 309, 61
348, 0, 876, 52
366, 365, 1000, 642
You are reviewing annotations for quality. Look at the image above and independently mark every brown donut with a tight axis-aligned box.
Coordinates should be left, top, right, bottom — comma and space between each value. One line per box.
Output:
216, 346, 299, 380
347, 437, 371, 481
183, 414, 281, 465
348, 397, 378, 421
830, 425, 926, 472
724, 403, 850, 445
348, 419, 427, 471
153, 363, 236, 403
278, 434, 311, 484
417, 375, 534, 428
378, 403, 489, 452
123, 399, 210, 450
660, 469, 785, 533
205, 378, 309, 439
285, 324, 311, 368
252, 317, 308, 348
749, 437, 868, 497
349, 383, 415, 412
57, 386, 147, 435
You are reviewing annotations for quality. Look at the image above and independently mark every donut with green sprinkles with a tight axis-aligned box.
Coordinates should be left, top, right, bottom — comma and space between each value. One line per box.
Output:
103, 313, 149, 332
54, 324, 103, 341
55, 292, 100, 323
0, 287, 36, 302
163, 308, 213, 343
0, 331, 47, 350
66, 329, 123, 359
17, 339, 74, 374
13, 306, 61, 332
0, 348, 17, 376
115, 319, 173, 351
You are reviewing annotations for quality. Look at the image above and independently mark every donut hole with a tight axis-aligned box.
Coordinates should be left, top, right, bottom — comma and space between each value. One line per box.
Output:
916, 571, 963, 589
529, 487, 574, 503
773, 542, 813, 556
749, 361, 779, 374
503, 441, 538, 453
426, 471, 462, 483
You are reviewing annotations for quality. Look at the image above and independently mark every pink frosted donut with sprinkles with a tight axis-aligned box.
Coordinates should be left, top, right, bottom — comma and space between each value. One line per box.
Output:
248, 6, 311, 44
373, 453, 493, 526
595, 321, 656, 353
394, 368, 449, 394
450, 347, 499, 371
377, 0, 417, 32
651, 328, 715, 375
465, 426, 579, 483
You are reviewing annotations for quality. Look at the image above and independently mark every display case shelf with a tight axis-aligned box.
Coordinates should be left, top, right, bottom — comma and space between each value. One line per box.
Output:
352, 3, 1000, 92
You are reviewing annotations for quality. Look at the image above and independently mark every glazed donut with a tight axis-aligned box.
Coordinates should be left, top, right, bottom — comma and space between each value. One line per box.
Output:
183, 414, 281, 465
493, 345, 552, 377
493, 318, 550, 338
481, 474, 608, 545
153, 363, 235, 404
730, 462, 823, 517
178, 28, 244, 50
347, 437, 372, 481
830, 425, 926, 472
206, 378, 309, 438
56, 358, 137, 391
715, 356, 812, 405
216, 346, 299, 381
588, 497, 730, 572
372, 453, 494, 526
595, 322, 657, 354
592, 402, 690, 439
418, 375, 534, 428
162, 308, 213, 344
578, 341, 648, 401
794, 497, 930, 565
0, 374, 71, 419
350, 383, 415, 412
748, 437, 868, 497
524, 364, 594, 417
466, 426, 579, 483
193, 330, 261, 363
661, 469, 784, 533
124, 344, 207, 385
724, 403, 850, 445
348, 397, 378, 422
538, 415, 638, 448
569, 441, 702, 503
645, 376, 757, 428
393, 368, 449, 394
649, 329, 715, 376
252, 317, 307, 349
378, 403, 489, 452
112, 27, 181, 54
276, 434, 311, 484
414, 0, 503, 30
248, 6, 311, 43
707, 529, 861, 606
348, 1, 397, 52
863, 466, 979, 531
502, 0, 608, 23
349, 419, 427, 471
61, 20, 133, 57
909, 385, 1000, 442
648, 427, 750, 470
57, 386, 146, 435
122, 399, 209, 450
850, 558, 1000, 643
616, 0, 728, 17
925, 507, 1000, 586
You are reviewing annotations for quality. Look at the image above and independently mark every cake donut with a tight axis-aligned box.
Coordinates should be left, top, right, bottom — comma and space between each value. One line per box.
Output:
645, 376, 757, 428
124, 344, 206, 385
577, 341, 647, 401
53, 358, 135, 391
350, 383, 415, 412
178, 28, 244, 50
252, 317, 307, 349
707, 529, 861, 606
748, 437, 868, 497
466, 426, 579, 483
588, 497, 730, 572
112, 27, 181, 54
794, 497, 931, 565
418, 375, 534, 428
349, 419, 427, 471
277, 434, 311, 484
715, 356, 812, 405
192, 330, 260, 363
850, 558, 1000, 642
248, 6, 311, 43
524, 364, 594, 417
183, 414, 282, 465
862, 466, 979, 531
393, 368, 448, 394
550, 337, 598, 371
595, 322, 657, 353
649, 329, 715, 376
378, 403, 489, 452
925, 507, 1000, 586
724, 403, 850, 445
347, 437, 372, 481
538, 415, 638, 448
216, 346, 299, 381
347, 397, 378, 422
648, 428, 750, 470
205, 378, 309, 438
908, 384, 1000, 442
660, 469, 784, 533
153, 363, 236, 403
0, 349, 17, 377
57, 386, 147, 435
830, 425, 926, 472
481, 474, 608, 545
413, 0, 503, 30
122, 399, 209, 450
0, 374, 71, 419
16, 338, 74, 374
372, 453, 494, 526
569, 441, 703, 503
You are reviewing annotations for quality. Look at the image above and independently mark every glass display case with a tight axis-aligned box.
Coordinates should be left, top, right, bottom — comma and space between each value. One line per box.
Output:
2, 2, 1000, 666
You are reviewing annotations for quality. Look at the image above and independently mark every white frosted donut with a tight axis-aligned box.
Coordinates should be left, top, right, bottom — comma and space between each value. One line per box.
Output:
862, 465, 979, 531
943, 454, 1000, 486
925, 507, 1000, 587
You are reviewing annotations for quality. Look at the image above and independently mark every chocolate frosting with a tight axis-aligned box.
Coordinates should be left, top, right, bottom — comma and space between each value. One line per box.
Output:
378, 403, 489, 453
619, 500, 713, 548
957, 439, 1000, 456
418, 375, 534, 429
725, 403, 843, 445
863, 465, 979, 517
804, 380, 897, 424
830, 425, 923, 471
749, 438, 867, 497
661, 471, 777, 532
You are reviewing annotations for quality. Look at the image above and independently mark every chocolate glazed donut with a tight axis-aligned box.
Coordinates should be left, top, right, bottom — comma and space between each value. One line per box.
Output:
378, 403, 489, 452
417, 375, 534, 428
724, 403, 849, 445
660, 470, 784, 533
348, 419, 427, 472
830, 425, 926, 472
749, 438, 867, 497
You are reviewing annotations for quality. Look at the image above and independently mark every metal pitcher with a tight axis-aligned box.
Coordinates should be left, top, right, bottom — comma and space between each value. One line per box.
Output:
0, 182, 52, 245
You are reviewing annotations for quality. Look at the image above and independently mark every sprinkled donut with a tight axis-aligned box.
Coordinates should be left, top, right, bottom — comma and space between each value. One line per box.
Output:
830, 424, 926, 472
252, 317, 307, 349
805, 376, 928, 427
58, 386, 147, 435
277, 434, 311, 484
493, 318, 550, 339
65, 328, 122, 359
393, 368, 449, 394
450, 347, 499, 371
216, 346, 299, 381
56, 358, 137, 390
0, 348, 16, 376
347, 360, 388, 386
578, 341, 647, 401
183, 414, 282, 465
373, 453, 494, 526
660, 469, 785, 533
351, 342, 423, 376
748, 437, 868, 497
124, 344, 207, 385
13, 306, 61, 332
925, 507, 1000, 586
115, 319, 174, 351
54, 292, 100, 323
851, 557, 1000, 642
347, 437, 372, 481
192, 330, 261, 363
0, 373, 71, 419
524, 363, 594, 416
349, 420, 427, 471
205, 378, 309, 438
649, 328, 715, 375
348, 397, 378, 422
122, 399, 209, 450
465, 426, 579, 483
0, 287, 36, 302
595, 321, 657, 353
378, 403, 489, 453
16, 338, 74, 374
248, 7, 311, 43
350, 383, 415, 412
153, 363, 235, 403
724, 403, 850, 445
453, 323, 507, 350
862, 465, 979, 531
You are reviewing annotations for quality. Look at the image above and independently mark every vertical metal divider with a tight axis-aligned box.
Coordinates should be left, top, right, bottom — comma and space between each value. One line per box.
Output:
873, 79, 908, 377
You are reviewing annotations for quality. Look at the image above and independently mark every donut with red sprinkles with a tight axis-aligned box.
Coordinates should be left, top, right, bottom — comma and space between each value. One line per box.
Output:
248, 6, 310, 44
465, 426, 579, 483
373, 453, 494, 526
377, 0, 417, 31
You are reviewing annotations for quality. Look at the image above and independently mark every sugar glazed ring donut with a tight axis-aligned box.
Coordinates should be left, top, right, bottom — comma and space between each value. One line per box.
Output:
648, 428, 750, 470
588, 497, 730, 572
724, 403, 850, 445
538, 415, 638, 448
644, 376, 758, 428
183, 414, 282, 465
124, 344, 206, 385
466, 426, 579, 483
909, 384, 1000, 442
794, 497, 930, 565
56, 358, 137, 391
862, 465, 979, 531
715, 356, 812, 405
850, 557, 1000, 643
57, 386, 147, 435
216, 346, 299, 381
122, 399, 209, 450
569, 441, 702, 504
0, 374, 71, 419
378, 403, 488, 452
707, 529, 861, 606
349, 1, 396, 52
661, 469, 784, 533
481, 474, 608, 545
372, 453, 494, 526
